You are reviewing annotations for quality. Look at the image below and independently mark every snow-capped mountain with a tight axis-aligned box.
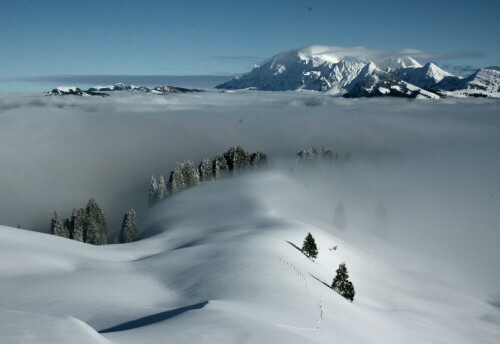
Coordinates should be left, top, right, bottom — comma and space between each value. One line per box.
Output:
216, 46, 368, 93
216, 46, 499, 98
47, 84, 202, 96
88, 83, 150, 92
393, 62, 454, 89
377, 56, 422, 72
434, 67, 500, 97
343, 63, 440, 99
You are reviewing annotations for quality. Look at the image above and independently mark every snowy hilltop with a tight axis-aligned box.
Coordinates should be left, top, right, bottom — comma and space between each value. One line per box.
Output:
216, 45, 500, 98
1, 169, 499, 343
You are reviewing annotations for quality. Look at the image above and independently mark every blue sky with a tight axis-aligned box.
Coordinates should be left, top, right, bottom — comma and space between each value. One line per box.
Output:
0, 0, 499, 91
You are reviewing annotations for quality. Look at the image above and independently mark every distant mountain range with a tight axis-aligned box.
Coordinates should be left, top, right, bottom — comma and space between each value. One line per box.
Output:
215, 46, 500, 98
47, 83, 203, 96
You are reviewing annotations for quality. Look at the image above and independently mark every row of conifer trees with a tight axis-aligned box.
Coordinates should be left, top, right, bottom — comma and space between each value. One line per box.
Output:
149, 146, 267, 205
296, 146, 351, 162
50, 198, 139, 245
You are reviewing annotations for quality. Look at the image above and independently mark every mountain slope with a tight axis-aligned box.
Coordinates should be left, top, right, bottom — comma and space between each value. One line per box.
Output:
378, 56, 422, 72
1, 170, 498, 343
343, 63, 440, 99
435, 68, 500, 97
394, 62, 454, 89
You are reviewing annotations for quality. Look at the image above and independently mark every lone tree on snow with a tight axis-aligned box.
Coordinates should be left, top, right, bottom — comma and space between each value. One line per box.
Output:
120, 209, 139, 243
331, 262, 355, 302
301, 232, 318, 259
50, 212, 70, 238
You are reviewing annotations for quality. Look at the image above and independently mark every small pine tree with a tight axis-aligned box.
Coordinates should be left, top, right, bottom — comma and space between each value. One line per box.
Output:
50, 212, 69, 238
213, 153, 229, 179
71, 208, 86, 242
199, 158, 214, 181
157, 175, 168, 201
149, 175, 159, 206
331, 262, 355, 302
301, 232, 318, 259
121, 209, 139, 243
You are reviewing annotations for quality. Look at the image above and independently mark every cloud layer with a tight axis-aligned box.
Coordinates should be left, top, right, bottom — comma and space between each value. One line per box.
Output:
0, 91, 499, 293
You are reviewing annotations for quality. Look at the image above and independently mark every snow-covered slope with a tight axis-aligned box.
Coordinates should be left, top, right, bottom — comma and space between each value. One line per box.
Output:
343, 63, 440, 99
435, 68, 500, 97
394, 62, 454, 89
378, 56, 422, 72
1, 170, 498, 343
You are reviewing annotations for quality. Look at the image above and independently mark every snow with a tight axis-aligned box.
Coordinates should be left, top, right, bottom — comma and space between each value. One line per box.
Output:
55, 86, 78, 92
378, 56, 422, 71
1, 167, 499, 343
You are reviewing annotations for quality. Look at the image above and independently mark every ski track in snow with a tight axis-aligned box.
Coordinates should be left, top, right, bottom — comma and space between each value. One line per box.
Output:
273, 255, 323, 331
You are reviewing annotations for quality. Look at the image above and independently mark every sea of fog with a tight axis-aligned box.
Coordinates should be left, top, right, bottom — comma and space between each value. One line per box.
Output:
0, 90, 499, 295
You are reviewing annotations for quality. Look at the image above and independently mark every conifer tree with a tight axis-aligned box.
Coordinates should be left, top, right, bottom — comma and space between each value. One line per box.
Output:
149, 175, 159, 206
121, 209, 139, 243
63, 217, 72, 235
199, 158, 214, 181
301, 232, 318, 259
169, 161, 200, 193
85, 219, 102, 245
85, 198, 107, 245
50, 212, 69, 238
183, 161, 200, 187
331, 262, 355, 302
225, 146, 250, 171
157, 175, 168, 201
71, 208, 86, 242
250, 151, 267, 168
214, 153, 229, 179
322, 146, 333, 159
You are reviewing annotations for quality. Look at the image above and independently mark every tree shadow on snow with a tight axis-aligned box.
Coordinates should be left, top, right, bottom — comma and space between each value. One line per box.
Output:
99, 301, 209, 333
310, 274, 331, 289
286, 240, 302, 253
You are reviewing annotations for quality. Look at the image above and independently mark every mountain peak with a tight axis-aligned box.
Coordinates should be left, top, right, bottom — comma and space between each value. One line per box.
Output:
378, 56, 422, 72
